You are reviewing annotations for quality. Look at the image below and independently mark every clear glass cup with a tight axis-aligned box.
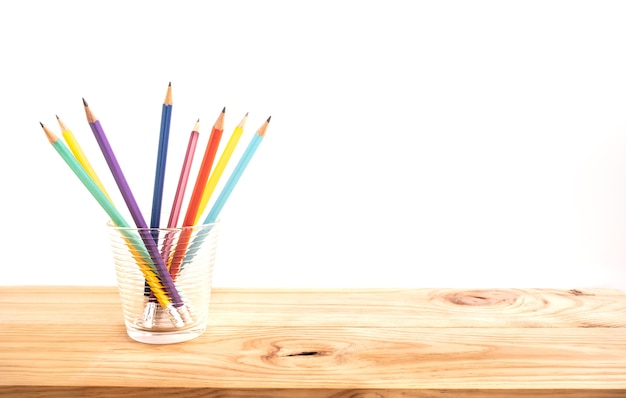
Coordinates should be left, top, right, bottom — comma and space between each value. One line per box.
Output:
106, 220, 219, 344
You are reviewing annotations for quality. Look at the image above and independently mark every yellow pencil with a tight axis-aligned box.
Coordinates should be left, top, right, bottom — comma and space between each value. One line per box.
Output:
57, 115, 114, 203
53, 118, 174, 327
40, 122, 172, 315
194, 112, 248, 224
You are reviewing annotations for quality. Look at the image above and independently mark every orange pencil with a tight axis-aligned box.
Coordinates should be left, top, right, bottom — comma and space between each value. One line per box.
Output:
182, 107, 225, 227
166, 108, 224, 279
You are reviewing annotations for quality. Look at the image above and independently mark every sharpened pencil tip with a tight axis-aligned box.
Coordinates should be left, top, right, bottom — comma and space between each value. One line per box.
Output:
257, 117, 270, 137
245, 112, 249, 117
222, 107, 226, 113
56, 115, 69, 131
164, 83, 173, 105
40, 122, 58, 143
197, 118, 200, 122
82, 98, 88, 106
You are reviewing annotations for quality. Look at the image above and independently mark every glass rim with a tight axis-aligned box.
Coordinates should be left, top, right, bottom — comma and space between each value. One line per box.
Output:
106, 218, 220, 232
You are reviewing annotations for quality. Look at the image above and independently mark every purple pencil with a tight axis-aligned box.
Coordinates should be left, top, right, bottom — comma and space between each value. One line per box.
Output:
82, 98, 191, 325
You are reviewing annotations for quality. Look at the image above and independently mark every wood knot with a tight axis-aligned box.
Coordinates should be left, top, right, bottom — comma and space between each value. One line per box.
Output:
283, 350, 324, 357
261, 340, 347, 368
444, 290, 518, 306
568, 289, 593, 296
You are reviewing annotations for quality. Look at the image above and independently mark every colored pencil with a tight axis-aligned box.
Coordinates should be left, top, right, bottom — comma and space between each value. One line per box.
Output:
39, 122, 173, 315
57, 115, 113, 203
179, 116, 271, 272
166, 108, 226, 279
203, 116, 271, 223
183, 107, 225, 227
162, 108, 224, 277
82, 99, 190, 323
150, 82, 173, 232
159, 119, 200, 264
57, 115, 165, 321
167, 119, 200, 229
194, 112, 248, 225
142, 83, 173, 306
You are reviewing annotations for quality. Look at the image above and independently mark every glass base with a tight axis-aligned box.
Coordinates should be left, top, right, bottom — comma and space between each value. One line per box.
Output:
125, 323, 207, 344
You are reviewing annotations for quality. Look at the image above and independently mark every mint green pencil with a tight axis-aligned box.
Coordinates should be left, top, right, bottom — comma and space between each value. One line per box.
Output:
41, 122, 129, 228
39, 122, 178, 322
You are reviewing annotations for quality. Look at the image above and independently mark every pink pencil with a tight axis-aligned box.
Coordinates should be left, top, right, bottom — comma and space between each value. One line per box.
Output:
160, 120, 200, 265
167, 119, 200, 228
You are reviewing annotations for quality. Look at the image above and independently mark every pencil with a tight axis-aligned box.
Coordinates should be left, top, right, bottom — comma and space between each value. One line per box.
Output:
159, 119, 200, 266
150, 82, 173, 232
178, 116, 271, 274
203, 116, 271, 223
166, 108, 226, 279
194, 112, 248, 225
57, 115, 167, 322
82, 99, 190, 324
183, 107, 225, 227
57, 115, 113, 203
39, 122, 173, 317
167, 119, 200, 229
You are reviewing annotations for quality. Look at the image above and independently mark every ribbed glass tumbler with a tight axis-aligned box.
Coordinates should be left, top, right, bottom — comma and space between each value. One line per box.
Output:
106, 220, 220, 344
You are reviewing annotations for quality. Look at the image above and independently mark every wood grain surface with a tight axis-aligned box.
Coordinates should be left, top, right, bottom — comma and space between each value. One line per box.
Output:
1, 286, 625, 397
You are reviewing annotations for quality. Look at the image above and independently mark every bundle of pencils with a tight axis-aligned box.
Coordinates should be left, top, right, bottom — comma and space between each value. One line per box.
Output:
40, 83, 271, 327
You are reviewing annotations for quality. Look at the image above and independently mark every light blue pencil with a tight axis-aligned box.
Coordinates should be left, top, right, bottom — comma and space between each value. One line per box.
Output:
203, 116, 271, 224
179, 116, 271, 270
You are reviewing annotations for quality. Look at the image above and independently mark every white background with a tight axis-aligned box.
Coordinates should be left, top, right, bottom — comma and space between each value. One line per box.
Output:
1, 1, 626, 291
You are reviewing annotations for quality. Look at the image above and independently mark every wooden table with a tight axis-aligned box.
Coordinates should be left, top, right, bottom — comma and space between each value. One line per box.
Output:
1, 287, 625, 397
